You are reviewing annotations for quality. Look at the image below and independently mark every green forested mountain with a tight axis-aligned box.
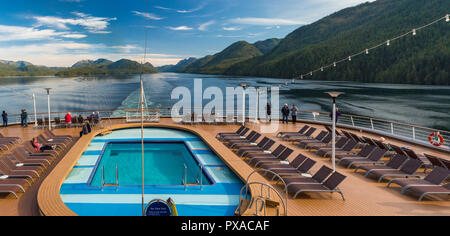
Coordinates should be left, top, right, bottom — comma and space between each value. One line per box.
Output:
177, 38, 281, 74
253, 38, 282, 54
0, 61, 62, 76
224, 0, 450, 85
180, 41, 264, 74
56, 59, 159, 77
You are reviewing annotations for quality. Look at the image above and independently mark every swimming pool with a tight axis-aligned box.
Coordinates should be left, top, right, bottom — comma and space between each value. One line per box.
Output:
60, 128, 245, 216
90, 142, 212, 186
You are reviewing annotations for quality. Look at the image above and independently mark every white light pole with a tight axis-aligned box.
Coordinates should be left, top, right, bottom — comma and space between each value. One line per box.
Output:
45, 88, 52, 130
326, 92, 344, 172
240, 83, 247, 126
32, 93, 37, 127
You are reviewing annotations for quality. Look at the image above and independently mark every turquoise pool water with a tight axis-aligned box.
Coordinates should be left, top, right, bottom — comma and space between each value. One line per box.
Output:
60, 128, 245, 216
90, 142, 211, 186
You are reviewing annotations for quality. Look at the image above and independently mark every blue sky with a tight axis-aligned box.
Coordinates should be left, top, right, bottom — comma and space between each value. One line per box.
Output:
0, 0, 373, 67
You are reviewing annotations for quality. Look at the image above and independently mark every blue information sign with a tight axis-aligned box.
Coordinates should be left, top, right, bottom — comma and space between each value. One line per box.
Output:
145, 200, 172, 216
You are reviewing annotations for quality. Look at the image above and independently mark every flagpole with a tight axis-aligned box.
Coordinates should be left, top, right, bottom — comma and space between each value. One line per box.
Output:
141, 76, 145, 216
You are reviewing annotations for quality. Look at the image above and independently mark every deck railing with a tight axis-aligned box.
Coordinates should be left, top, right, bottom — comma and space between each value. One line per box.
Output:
5, 107, 449, 149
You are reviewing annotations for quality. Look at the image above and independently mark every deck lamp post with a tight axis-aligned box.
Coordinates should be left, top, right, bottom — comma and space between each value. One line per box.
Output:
240, 83, 247, 126
45, 88, 52, 130
32, 93, 37, 127
326, 92, 344, 172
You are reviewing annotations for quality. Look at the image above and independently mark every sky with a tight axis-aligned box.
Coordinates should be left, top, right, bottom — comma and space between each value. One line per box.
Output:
0, 0, 374, 67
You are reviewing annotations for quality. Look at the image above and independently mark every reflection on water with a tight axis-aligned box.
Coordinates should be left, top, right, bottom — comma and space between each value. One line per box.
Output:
0, 73, 449, 130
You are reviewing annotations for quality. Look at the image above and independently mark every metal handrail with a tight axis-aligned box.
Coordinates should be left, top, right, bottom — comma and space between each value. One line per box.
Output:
182, 164, 187, 191
10, 106, 448, 149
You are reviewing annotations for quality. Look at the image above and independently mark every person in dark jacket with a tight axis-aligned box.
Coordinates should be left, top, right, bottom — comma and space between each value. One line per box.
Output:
291, 105, 299, 124
2, 111, 7, 128
281, 104, 290, 124
21, 109, 28, 127
266, 103, 272, 122
330, 108, 342, 123
80, 121, 92, 137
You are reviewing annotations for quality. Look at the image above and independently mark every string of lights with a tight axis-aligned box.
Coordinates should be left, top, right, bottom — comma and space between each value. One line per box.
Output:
290, 14, 450, 83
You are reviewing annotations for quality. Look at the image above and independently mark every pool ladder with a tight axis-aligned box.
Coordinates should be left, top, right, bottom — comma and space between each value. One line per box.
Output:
182, 164, 204, 191
101, 164, 119, 192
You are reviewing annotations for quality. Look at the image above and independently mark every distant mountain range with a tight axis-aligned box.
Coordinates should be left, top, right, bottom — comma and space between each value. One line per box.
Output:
169, 0, 450, 85
0, 59, 159, 77
0, 60, 64, 76
56, 59, 159, 77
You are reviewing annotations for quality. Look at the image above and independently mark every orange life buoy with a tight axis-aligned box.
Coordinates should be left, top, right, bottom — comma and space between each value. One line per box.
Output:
428, 132, 444, 147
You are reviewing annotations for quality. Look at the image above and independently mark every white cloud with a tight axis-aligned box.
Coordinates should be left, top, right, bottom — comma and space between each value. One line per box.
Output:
132, 11, 164, 20
167, 26, 193, 31
198, 21, 215, 31
155, 3, 206, 14
0, 25, 64, 41
60, 33, 87, 39
230, 17, 306, 26
33, 12, 116, 33
223, 27, 241, 31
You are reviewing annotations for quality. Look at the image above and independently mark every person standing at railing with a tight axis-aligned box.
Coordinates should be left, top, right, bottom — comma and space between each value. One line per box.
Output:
65, 112, 72, 124
20, 109, 28, 127
266, 103, 272, 122
281, 104, 290, 124
291, 104, 299, 124
330, 108, 342, 123
1, 111, 7, 128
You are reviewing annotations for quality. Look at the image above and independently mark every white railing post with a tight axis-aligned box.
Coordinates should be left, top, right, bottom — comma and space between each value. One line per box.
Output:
412, 127, 416, 140
391, 123, 394, 134
351, 116, 355, 127
370, 118, 374, 130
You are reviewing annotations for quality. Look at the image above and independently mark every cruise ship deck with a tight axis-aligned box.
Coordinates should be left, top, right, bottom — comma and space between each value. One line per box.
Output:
0, 117, 449, 216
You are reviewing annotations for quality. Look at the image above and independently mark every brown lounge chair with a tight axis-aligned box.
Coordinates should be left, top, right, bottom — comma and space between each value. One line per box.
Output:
248, 148, 293, 167
216, 126, 245, 137
14, 147, 56, 163
235, 138, 271, 155
291, 130, 327, 144
338, 147, 386, 169
12, 148, 52, 166
0, 157, 43, 177
314, 137, 349, 155
37, 134, 68, 149
238, 140, 276, 157
0, 133, 21, 143
216, 127, 249, 140
279, 166, 334, 188
0, 184, 25, 199
0, 161, 37, 183
277, 125, 310, 137
260, 154, 309, 171
233, 137, 269, 150
5, 153, 49, 169
424, 154, 448, 171
264, 156, 316, 180
334, 144, 376, 160
367, 159, 423, 182
300, 133, 333, 150
221, 130, 255, 142
322, 139, 359, 158
354, 154, 409, 176
387, 167, 450, 194
287, 171, 347, 200
44, 129, 74, 141
245, 144, 286, 159
227, 132, 261, 148
282, 127, 317, 141
40, 133, 72, 146
406, 183, 450, 201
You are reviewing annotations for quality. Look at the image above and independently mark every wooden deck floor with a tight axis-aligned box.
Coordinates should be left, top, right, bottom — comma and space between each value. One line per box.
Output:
1, 119, 449, 216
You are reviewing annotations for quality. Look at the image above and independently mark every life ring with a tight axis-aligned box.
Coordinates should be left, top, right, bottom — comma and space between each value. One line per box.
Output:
428, 132, 444, 147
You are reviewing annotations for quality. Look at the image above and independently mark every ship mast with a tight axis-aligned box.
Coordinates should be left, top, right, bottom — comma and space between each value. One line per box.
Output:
140, 0, 150, 217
